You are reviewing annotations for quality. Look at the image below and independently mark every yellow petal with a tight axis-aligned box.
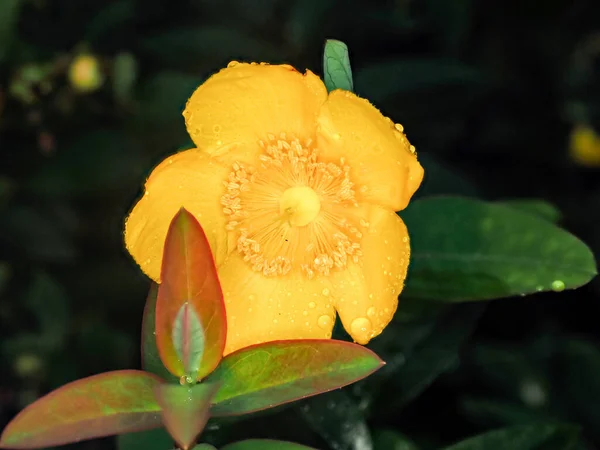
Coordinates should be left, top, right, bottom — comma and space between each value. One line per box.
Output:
183, 62, 328, 166
218, 251, 336, 355
124, 149, 231, 282
317, 90, 424, 211
327, 205, 410, 344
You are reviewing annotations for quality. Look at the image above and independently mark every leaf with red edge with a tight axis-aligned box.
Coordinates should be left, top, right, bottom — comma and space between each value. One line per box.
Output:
0, 371, 162, 449
154, 382, 220, 450
141, 283, 176, 381
222, 440, 316, 449
156, 208, 226, 381
206, 340, 384, 416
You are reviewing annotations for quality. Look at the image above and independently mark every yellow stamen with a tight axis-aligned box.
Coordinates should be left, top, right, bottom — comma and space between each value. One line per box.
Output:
221, 133, 362, 278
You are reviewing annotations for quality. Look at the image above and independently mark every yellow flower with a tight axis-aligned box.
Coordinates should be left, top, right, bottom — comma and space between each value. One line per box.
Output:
68, 54, 104, 93
125, 62, 424, 354
569, 124, 600, 167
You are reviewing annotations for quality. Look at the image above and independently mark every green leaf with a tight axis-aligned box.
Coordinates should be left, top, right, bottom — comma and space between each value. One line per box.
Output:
113, 52, 138, 104
154, 382, 220, 450
141, 283, 177, 382
117, 428, 173, 450
323, 39, 353, 92
193, 445, 218, 450
373, 430, 419, 450
222, 440, 316, 450
555, 338, 600, 442
0, 370, 162, 449
171, 303, 205, 378
206, 340, 383, 416
371, 303, 483, 415
156, 209, 226, 381
297, 390, 371, 450
24, 272, 69, 349
496, 199, 562, 223
402, 196, 597, 301
0, 0, 22, 62
442, 423, 580, 450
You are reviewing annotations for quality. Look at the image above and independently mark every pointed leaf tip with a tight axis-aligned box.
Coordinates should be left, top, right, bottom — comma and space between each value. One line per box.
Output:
156, 209, 226, 381
154, 382, 220, 450
207, 339, 383, 416
0, 371, 162, 449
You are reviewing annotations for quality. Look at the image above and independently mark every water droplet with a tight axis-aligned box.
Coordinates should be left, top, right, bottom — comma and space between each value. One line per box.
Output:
535, 285, 543, 292
303, 310, 308, 316
273, 319, 278, 324
249, 294, 255, 301
394, 123, 404, 132
322, 288, 330, 296
402, 236, 408, 243
350, 317, 372, 342
551, 280, 565, 292
216, 139, 223, 146
213, 124, 222, 133
367, 307, 376, 317
308, 301, 316, 309
318, 315, 333, 329
227, 61, 239, 67
179, 375, 193, 386
248, 307, 253, 313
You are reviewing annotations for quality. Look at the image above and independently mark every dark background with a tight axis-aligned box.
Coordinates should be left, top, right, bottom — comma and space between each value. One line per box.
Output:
1, 0, 600, 449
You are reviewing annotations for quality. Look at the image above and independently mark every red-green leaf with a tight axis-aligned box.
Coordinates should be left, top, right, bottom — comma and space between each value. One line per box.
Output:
141, 283, 176, 381
206, 340, 384, 416
156, 208, 226, 381
222, 440, 316, 449
154, 382, 220, 450
0, 370, 162, 449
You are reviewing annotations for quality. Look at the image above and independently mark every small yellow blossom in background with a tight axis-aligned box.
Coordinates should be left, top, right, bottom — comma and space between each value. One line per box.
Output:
125, 62, 424, 354
68, 54, 104, 93
569, 124, 600, 167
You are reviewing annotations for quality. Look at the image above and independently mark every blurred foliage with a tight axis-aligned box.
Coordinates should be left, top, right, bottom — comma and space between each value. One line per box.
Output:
1, 0, 600, 449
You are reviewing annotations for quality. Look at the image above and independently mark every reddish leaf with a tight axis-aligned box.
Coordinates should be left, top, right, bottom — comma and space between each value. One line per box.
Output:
156, 208, 226, 381
141, 283, 176, 381
206, 340, 384, 416
154, 382, 220, 450
0, 371, 162, 449
222, 440, 316, 449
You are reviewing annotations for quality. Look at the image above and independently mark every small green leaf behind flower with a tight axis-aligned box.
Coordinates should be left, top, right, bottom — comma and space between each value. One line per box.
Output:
323, 39, 353, 92
0, 371, 163, 449
206, 339, 383, 416
155, 208, 227, 381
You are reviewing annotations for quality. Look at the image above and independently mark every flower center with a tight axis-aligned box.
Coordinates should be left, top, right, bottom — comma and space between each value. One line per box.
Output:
221, 133, 362, 279
279, 186, 321, 227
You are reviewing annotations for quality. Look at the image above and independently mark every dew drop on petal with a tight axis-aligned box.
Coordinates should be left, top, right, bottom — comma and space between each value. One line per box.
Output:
322, 288, 330, 296
308, 301, 316, 309
350, 317, 372, 343
367, 307, 376, 318
318, 315, 333, 329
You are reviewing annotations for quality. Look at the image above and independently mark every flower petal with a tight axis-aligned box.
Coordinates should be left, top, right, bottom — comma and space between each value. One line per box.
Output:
327, 206, 410, 344
217, 252, 336, 355
125, 149, 231, 283
183, 62, 328, 166
317, 90, 424, 211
